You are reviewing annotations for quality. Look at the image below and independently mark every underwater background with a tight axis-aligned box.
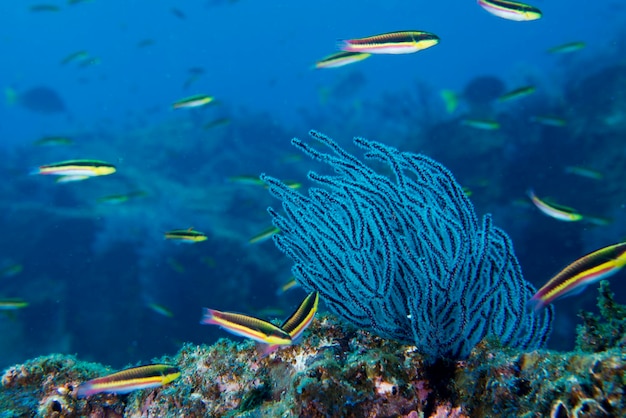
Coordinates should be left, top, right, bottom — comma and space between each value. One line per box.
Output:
1, 0, 626, 375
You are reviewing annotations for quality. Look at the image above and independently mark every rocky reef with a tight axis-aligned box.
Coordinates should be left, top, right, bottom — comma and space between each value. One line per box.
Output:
2, 282, 625, 417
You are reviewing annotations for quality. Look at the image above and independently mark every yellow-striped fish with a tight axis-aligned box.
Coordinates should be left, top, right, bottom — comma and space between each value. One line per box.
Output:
1, 264, 23, 278
530, 115, 567, 127
33, 160, 116, 178
147, 302, 174, 318
461, 118, 500, 130
97, 191, 147, 205
276, 276, 300, 295
0, 298, 28, 310
477, 0, 542, 21
315, 51, 371, 69
33, 136, 73, 146
200, 308, 292, 346
60, 50, 90, 66
264, 291, 319, 355
564, 166, 603, 181
527, 189, 583, 222
248, 226, 280, 245
498, 85, 536, 102
548, 41, 585, 54
228, 175, 265, 186
76, 364, 181, 398
172, 94, 214, 109
530, 242, 626, 309
339, 31, 439, 55
164, 228, 208, 243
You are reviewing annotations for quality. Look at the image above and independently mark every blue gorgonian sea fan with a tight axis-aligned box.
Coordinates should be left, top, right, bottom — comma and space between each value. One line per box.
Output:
262, 130, 553, 360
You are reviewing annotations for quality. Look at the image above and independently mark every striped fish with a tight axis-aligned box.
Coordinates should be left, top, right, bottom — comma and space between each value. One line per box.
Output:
530, 242, 626, 309
76, 364, 180, 398
339, 31, 439, 54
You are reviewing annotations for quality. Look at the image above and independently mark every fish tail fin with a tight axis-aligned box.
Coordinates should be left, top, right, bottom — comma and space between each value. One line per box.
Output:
258, 343, 279, 358
527, 294, 546, 312
76, 382, 95, 398
336, 40, 352, 52
200, 308, 216, 325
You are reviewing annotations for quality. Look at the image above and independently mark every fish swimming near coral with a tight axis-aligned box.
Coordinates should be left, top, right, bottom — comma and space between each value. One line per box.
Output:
530, 242, 626, 309
201, 291, 319, 355
200, 307, 293, 347
248, 226, 280, 245
527, 189, 583, 222
262, 292, 318, 356
76, 364, 181, 398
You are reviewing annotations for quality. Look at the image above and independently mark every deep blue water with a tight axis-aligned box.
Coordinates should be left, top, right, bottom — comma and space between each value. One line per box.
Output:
0, 0, 625, 369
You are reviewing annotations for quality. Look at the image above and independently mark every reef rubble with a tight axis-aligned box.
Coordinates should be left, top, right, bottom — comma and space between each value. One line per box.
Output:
1, 283, 625, 417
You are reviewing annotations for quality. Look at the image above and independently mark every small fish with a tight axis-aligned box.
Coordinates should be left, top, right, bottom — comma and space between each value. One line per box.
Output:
203, 117, 231, 130
137, 39, 156, 48
182, 69, 206, 88
1, 264, 23, 278
76, 364, 181, 398
530, 242, 626, 309
164, 228, 208, 243
60, 50, 90, 66
68, 0, 91, 4
276, 276, 300, 295
147, 302, 174, 318
166, 257, 185, 274
30, 4, 61, 12
477, 0, 541, 21
498, 85, 536, 102
264, 292, 319, 355
172, 94, 214, 109
281, 181, 302, 190
314, 51, 371, 69
170, 8, 186, 20
548, 41, 586, 54
55, 175, 90, 183
564, 166, 603, 181
33, 136, 73, 146
200, 308, 292, 346
527, 189, 583, 222
0, 298, 28, 310
228, 175, 266, 186
339, 31, 440, 54
440, 90, 459, 113
461, 118, 500, 130
78, 56, 101, 68
585, 216, 612, 227
530, 115, 567, 127
97, 191, 147, 205
248, 226, 280, 245
33, 160, 116, 178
